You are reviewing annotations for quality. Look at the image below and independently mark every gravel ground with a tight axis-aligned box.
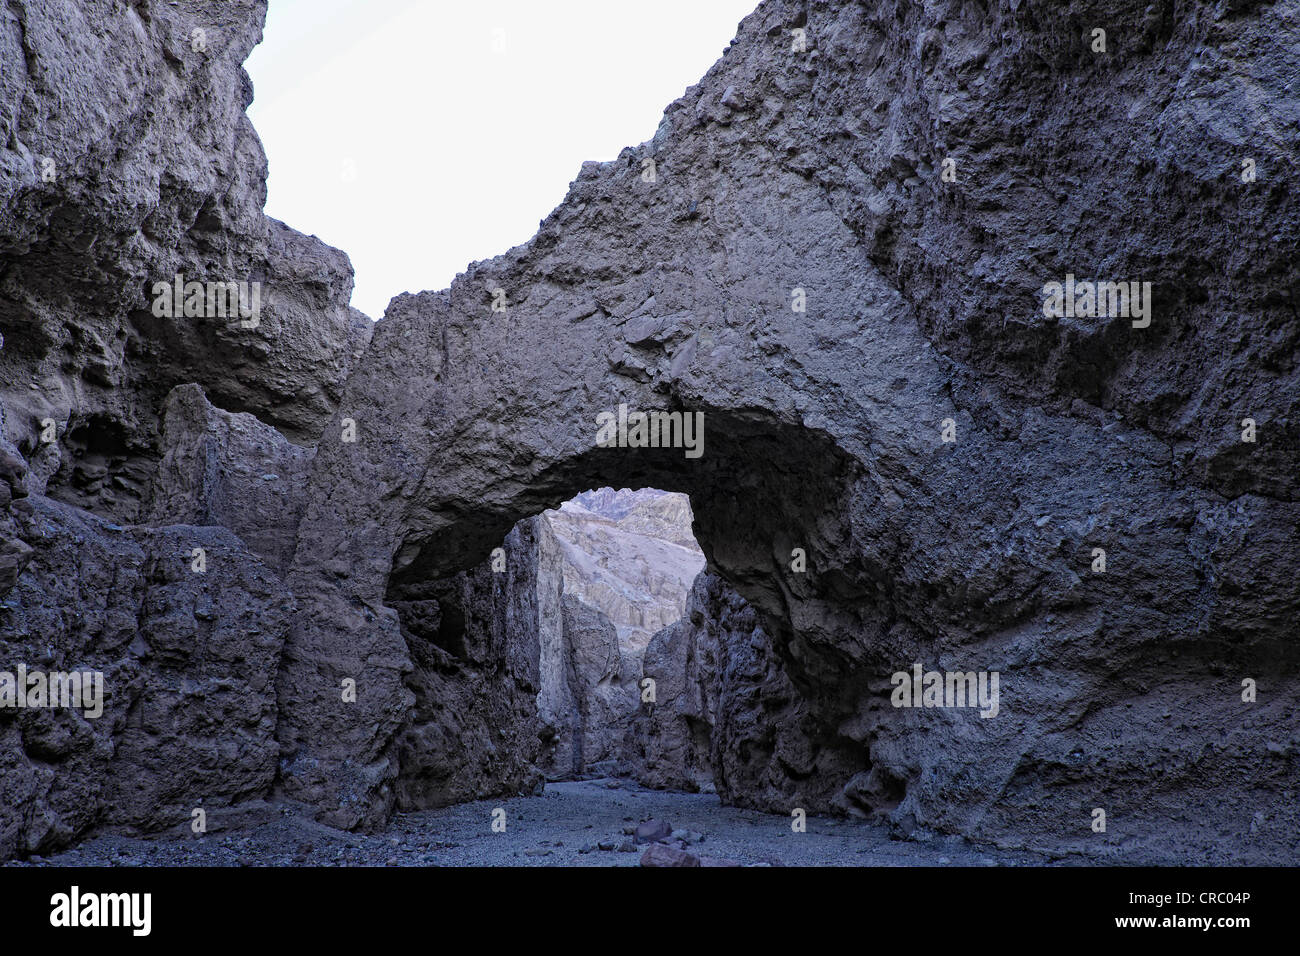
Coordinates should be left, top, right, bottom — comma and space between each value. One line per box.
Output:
10, 778, 1065, 867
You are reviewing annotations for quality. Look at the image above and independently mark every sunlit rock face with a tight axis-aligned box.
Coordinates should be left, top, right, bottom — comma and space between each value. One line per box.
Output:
535, 488, 704, 778
548, 489, 705, 652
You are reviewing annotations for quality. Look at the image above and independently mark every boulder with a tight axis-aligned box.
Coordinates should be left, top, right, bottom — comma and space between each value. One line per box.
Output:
634, 818, 674, 844
640, 843, 701, 867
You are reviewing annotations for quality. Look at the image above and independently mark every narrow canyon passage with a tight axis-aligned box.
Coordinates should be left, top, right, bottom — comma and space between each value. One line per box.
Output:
384, 486, 723, 805
529, 489, 709, 785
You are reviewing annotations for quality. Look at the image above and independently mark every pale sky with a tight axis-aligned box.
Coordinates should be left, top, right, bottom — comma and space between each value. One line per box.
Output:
245, 0, 757, 319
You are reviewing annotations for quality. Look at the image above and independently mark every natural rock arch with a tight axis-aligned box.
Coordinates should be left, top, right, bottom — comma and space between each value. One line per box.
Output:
271, 2, 1300, 862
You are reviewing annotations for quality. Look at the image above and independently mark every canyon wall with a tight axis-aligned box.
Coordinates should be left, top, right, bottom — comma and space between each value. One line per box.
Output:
0, 0, 361, 856
537, 488, 704, 777
279, 0, 1299, 863
390, 487, 703, 796
0, 386, 294, 857
1, 0, 1297, 865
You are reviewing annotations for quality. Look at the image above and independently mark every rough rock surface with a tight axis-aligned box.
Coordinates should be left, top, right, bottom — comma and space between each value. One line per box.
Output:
0, 0, 370, 526
628, 571, 871, 808
0, 494, 288, 859
552, 595, 628, 773
1, 0, 1298, 866
0, 0, 361, 856
0, 418, 33, 598
146, 384, 314, 574
278, 0, 1300, 863
625, 575, 723, 793
387, 519, 546, 812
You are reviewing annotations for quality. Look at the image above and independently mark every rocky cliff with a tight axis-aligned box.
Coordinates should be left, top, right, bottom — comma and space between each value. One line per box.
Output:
547, 489, 704, 652
0, 0, 362, 855
2, 0, 1297, 864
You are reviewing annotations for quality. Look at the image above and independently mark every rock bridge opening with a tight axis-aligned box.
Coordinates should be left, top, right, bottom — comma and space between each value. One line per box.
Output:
386, 486, 712, 803
371, 412, 880, 817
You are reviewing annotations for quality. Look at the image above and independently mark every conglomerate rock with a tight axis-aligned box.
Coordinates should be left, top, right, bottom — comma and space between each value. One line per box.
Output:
0, 0, 1297, 865
278, 0, 1300, 862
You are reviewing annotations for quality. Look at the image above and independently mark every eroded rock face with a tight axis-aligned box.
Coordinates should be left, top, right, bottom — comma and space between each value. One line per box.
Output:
279, 0, 1300, 862
0, 0, 365, 856
0, 0, 370, 527
146, 384, 314, 574
0, 0, 1297, 866
554, 594, 628, 774
625, 574, 722, 794
0, 416, 34, 598
0, 495, 288, 859
548, 489, 704, 650
627, 571, 871, 807
387, 519, 545, 813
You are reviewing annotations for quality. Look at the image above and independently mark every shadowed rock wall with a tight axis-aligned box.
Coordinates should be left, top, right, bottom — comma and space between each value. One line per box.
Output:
0, 0, 363, 855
